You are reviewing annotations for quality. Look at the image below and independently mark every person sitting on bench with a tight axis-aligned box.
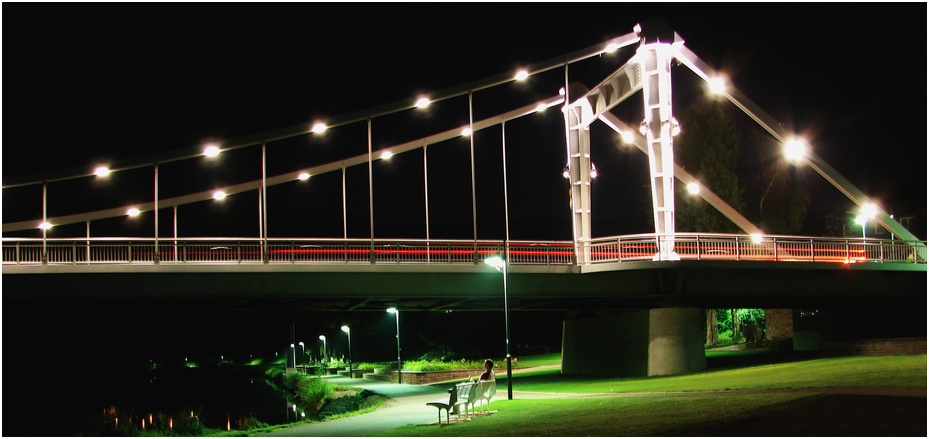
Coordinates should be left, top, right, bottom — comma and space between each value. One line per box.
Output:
479, 359, 495, 381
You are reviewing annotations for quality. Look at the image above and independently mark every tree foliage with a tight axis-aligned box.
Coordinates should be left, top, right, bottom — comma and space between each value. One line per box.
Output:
675, 102, 745, 233
748, 128, 812, 234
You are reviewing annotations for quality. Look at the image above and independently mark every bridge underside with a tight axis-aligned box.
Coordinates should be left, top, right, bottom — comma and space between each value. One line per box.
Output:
4, 261, 924, 313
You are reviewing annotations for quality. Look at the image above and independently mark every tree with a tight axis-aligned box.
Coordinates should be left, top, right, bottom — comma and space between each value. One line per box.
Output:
705, 309, 719, 346
750, 128, 812, 234
675, 102, 746, 233
731, 309, 741, 342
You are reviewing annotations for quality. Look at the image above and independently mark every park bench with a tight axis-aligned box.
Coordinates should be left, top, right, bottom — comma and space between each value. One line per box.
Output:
426, 380, 497, 424
426, 383, 473, 424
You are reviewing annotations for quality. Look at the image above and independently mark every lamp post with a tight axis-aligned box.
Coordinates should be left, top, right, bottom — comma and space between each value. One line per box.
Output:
484, 254, 513, 400
386, 308, 401, 384
289, 344, 296, 371
341, 325, 352, 378
298, 342, 305, 373
319, 335, 327, 364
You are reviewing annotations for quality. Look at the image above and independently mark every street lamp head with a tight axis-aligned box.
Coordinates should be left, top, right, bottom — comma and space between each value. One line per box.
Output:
311, 122, 327, 133
708, 77, 726, 94
298, 342, 304, 347
415, 97, 430, 108
203, 145, 220, 157
861, 203, 877, 219
484, 255, 505, 271
784, 140, 807, 162
515, 70, 529, 81
386, 307, 397, 314
94, 167, 111, 177
854, 215, 867, 226
319, 335, 326, 341
341, 325, 350, 333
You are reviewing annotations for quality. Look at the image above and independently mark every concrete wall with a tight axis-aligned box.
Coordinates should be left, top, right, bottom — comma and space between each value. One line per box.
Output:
819, 338, 927, 357
764, 308, 793, 340
562, 308, 705, 377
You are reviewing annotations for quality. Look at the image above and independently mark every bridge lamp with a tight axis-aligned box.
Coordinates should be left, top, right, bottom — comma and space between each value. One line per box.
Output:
311, 122, 327, 133
514, 70, 529, 81
461, 127, 472, 136
203, 145, 220, 157
854, 215, 868, 238
784, 140, 807, 162
38, 222, 53, 230
94, 166, 111, 177
558, 87, 565, 96
127, 208, 141, 217
563, 164, 570, 179
212, 191, 226, 200
341, 325, 352, 377
708, 77, 726, 94
415, 97, 430, 108
297, 172, 310, 181
386, 308, 402, 383
861, 203, 877, 219
589, 163, 598, 179
484, 254, 513, 400
751, 234, 763, 244
620, 131, 634, 144
605, 42, 620, 53
687, 182, 700, 195
318, 336, 327, 364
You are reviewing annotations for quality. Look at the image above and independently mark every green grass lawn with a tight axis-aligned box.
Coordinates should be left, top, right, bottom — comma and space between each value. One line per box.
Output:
373, 393, 820, 437
499, 354, 926, 394
400, 354, 926, 437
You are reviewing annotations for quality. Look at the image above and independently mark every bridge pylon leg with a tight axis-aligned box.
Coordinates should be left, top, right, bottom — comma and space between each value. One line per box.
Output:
563, 84, 595, 265
637, 41, 680, 261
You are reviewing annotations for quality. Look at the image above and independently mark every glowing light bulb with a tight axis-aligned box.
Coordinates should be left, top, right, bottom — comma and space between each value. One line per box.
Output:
784, 140, 807, 162
687, 183, 699, 194
298, 172, 310, 180
204, 146, 220, 157
94, 167, 110, 177
709, 78, 725, 94
311, 122, 327, 133
380, 151, 393, 160
127, 208, 141, 216
515, 70, 528, 81
213, 191, 226, 200
621, 131, 634, 143
415, 97, 430, 108
461, 127, 472, 136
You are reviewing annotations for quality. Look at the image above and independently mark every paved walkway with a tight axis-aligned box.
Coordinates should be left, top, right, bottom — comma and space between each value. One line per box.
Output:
258, 376, 926, 437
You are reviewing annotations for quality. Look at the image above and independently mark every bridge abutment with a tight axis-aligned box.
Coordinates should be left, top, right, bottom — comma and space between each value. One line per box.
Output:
561, 307, 705, 377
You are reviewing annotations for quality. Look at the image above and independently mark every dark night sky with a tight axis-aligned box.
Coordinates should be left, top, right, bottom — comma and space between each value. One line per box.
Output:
2, 4, 927, 367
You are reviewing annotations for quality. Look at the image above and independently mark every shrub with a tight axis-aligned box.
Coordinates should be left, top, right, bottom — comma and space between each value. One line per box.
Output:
282, 374, 332, 419
402, 359, 484, 372
354, 362, 388, 370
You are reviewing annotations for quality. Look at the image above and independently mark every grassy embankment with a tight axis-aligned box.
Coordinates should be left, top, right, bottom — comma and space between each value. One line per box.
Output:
375, 352, 926, 437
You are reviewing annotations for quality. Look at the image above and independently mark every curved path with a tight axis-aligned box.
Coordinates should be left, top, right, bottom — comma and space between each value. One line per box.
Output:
259, 376, 926, 437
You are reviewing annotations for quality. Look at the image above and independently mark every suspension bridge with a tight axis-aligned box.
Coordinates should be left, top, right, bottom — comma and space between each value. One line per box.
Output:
3, 20, 925, 311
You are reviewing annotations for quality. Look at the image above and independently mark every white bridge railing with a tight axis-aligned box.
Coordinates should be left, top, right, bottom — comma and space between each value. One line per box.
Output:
2, 234, 925, 266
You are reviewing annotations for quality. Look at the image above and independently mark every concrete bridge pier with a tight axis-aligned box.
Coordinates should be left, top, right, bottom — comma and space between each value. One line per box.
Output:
561, 307, 706, 377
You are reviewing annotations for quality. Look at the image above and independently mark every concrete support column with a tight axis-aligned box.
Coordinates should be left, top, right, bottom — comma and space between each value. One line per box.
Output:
562, 307, 705, 377
647, 308, 706, 376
